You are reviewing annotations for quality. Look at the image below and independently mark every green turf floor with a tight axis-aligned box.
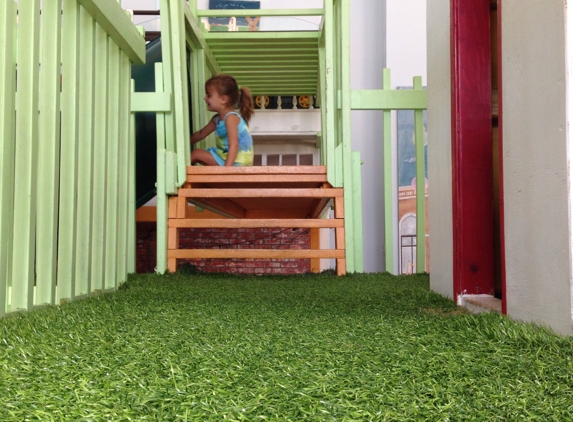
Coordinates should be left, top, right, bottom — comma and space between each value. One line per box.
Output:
1, 272, 572, 420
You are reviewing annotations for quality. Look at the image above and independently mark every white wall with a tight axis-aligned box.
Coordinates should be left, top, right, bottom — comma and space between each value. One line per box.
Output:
426, 0, 453, 298
567, 0, 573, 335
502, 0, 572, 335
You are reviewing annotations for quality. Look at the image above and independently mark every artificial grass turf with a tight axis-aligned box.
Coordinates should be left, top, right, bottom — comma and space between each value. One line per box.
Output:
1, 272, 572, 421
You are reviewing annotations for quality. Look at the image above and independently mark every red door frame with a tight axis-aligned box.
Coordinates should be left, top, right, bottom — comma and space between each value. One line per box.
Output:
450, 0, 496, 298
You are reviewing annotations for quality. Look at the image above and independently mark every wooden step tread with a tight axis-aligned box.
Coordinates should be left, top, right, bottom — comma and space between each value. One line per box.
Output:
187, 165, 326, 175
187, 174, 328, 184
178, 188, 343, 198
169, 218, 344, 229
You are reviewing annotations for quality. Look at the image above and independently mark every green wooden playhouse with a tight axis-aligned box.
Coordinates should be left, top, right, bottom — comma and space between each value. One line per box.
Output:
0, 0, 427, 315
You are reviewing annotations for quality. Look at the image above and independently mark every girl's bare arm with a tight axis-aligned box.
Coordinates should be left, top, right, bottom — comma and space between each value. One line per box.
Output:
190, 116, 216, 144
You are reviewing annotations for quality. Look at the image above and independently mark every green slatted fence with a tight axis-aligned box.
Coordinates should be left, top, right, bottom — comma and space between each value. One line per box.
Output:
0, 0, 145, 316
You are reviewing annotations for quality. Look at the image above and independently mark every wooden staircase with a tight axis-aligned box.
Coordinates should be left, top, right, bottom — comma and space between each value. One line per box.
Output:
167, 166, 346, 275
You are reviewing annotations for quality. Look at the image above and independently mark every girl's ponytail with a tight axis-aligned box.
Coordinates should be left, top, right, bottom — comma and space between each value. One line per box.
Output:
238, 86, 254, 124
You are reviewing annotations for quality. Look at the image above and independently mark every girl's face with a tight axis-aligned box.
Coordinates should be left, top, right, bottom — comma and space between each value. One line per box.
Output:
204, 85, 228, 113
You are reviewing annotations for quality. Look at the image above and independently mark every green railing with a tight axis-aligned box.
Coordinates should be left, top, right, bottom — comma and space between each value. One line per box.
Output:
0, 0, 145, 316
351, 69, 427, 274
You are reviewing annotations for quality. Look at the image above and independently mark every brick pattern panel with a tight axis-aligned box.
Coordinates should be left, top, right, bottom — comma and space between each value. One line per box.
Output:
136, 223, 310, 274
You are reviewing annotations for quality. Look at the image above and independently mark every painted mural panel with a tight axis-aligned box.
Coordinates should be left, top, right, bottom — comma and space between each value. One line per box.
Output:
397, 94, 429, 274
208, 0, 260, 31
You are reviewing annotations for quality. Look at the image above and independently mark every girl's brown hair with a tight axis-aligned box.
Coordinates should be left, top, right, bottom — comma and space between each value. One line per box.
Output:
205, 74, 254, 123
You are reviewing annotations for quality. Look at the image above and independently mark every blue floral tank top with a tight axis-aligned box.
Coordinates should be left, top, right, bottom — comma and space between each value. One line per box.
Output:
213, 111, 253, 166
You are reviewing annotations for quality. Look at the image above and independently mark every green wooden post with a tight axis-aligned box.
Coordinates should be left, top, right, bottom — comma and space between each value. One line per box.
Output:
340, 0, 356, 272
188, 0, 198, 20
160, 0, 176, 154
190, 49, 201, 139
36, 0, 62, 306
198, 50, 209, 146
157, 148, 168, 273
318, 36, 326, 166
128, 79, 137, 274
12, 0, 41, 311
104, 41, 121, 291
383, 69, 395, 274
155, 64, 168, 274
0, 0, 16, 316
91, 23, 109, 294
57, 0, 81, 304
169, 0, 191, 184
414, 76, 426, 273
74, 8, 96, 298
352, 151, 364, 273
191, 49, 208, 149
116, 52, 132, 285
323, 0, 336, 183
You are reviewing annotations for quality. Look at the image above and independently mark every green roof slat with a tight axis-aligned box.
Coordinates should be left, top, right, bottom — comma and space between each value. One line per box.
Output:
204, 31, 319, 41
218, 64, 318, 71
213, 52, 317, 59
228, 69, 317, 75
210, 46, 317, 54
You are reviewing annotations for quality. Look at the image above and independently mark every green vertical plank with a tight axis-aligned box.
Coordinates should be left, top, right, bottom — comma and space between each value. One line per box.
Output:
190, 49, 202, 137
0, 0, 17, 316
170, 0, 190, 184
318, 42, 327, 165
74, 7, 96, 297
340, 0, 354, 272
413, 76, 426, 273
195, 50, 207, 142
57, 0, 80, 304
335, 144, 343, 188
127, 79, 136, 274
323, 0, 336, 184
104, 41, 121, 290
159, 0, 176, 153
155, 64, 168, 274
36, 0, 62, 307
156, 149, 168, 274
352, 151, 364, 272
179, 2, 191, 168
189, 0, 198, 20
116, 52, 131, 284
12, 0, 41, 311
90, 24, 109, 294
382, 69, 394, 274
190, 49, 202, 150
155, 63, 167, 151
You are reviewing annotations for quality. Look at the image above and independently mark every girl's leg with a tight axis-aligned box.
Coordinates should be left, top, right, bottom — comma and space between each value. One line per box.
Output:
191, 149, 220, 166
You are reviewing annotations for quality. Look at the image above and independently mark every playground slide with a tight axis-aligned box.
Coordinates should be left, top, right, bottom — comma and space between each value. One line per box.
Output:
131, 37, 162, 209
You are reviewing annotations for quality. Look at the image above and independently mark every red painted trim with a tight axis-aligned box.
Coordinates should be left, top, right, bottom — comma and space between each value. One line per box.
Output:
450, 0, 495, 297
497, 0, 507, 315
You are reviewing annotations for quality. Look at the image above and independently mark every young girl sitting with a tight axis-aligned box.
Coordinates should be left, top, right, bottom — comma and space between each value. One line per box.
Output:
190, 74, 254, 166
